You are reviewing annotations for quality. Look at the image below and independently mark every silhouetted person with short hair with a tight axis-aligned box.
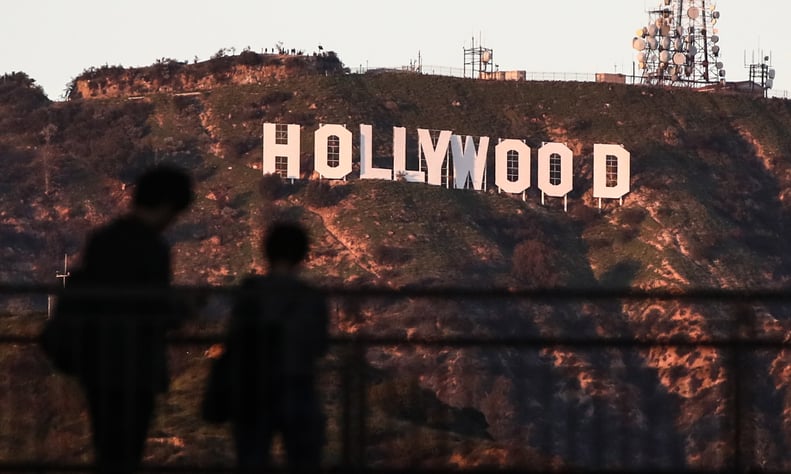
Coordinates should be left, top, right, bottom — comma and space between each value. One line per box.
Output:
219, 222, 329, 472
73, 165, 194, 474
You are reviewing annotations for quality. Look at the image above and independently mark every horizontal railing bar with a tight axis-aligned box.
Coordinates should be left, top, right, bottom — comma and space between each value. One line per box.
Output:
1, 283, 791, 301
0, 463, 779, 474
2, 334, 789, 348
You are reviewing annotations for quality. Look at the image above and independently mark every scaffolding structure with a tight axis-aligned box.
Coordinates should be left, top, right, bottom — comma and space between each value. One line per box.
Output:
633, 0, 724, 87
463, 36, 495, 80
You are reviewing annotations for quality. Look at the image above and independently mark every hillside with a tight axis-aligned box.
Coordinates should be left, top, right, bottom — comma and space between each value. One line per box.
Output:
2, 59, 791, 470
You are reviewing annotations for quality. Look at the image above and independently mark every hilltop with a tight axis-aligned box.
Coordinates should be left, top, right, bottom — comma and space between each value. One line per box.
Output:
2, 55, 791, 470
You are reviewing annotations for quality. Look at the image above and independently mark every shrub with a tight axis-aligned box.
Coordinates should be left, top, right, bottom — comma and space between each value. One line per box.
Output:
619, 207, 647, 226
258, 173, 283, 201
511, 239, 560, 287
372, 244, 411, 266
303, 180, 338, 207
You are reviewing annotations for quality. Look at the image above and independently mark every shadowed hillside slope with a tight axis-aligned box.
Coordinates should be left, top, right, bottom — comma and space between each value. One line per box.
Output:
2, 63, 791, 470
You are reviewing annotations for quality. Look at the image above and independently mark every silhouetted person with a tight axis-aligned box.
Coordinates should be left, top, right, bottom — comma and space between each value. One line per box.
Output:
74, 165, 193, 474
221, 222, 329, 472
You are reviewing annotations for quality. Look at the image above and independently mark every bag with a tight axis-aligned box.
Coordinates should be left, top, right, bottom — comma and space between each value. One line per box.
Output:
201, 351, 232, 423
39, 269, 90, 375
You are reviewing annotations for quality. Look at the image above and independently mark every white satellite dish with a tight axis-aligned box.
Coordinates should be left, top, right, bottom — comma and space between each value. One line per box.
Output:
688, 7, 700, 19
482, 51, 492, 63
712, 45, 720, 55
648, 24, 658, 37
633, 37, 646, 50
660, 51, 670, 63
662, 37, 671, 50
673, 52, 687, 65
647, 36, 658, 50
769, 69, 776, 79
711, 35, 719, 44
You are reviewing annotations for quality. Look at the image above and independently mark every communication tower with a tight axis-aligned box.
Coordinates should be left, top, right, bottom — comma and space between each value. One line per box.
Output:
463, 36, 495, 79
632, 0, 724, 87
745, 51, 776, 98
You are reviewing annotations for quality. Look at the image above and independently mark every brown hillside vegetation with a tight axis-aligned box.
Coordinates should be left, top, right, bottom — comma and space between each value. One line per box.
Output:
2, 55, 791, 471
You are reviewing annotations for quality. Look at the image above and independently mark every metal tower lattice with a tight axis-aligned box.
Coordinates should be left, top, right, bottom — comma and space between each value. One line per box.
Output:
633, 0, 724, 87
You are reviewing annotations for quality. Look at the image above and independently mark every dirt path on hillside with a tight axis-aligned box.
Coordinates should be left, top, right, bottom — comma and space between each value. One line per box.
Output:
306, 205, 382, 280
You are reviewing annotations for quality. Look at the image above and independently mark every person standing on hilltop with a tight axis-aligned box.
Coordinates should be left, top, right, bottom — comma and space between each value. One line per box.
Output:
70, 165, 194, 474
204, 222, 329, 472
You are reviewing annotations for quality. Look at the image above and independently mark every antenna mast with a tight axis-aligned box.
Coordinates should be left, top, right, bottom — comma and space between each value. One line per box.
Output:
632, 0, 724, 87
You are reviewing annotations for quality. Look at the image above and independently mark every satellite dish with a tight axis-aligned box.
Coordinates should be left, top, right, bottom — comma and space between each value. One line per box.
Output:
647, 37, 658, 50
636, 52, 646, 63
655, 18, 664, 28
688, 45, 698, 56
711, 35, 719, 44
719, 69, 726, 77
769, 69, 776, 79
648, 24, 658, 37
712, 45, 720, 56
482, 51, 492, 63
675, 38, 684, 50
660, 51, 670, 63
661, 24, 671, 36
673, 52, 687, 65
688, 7, 700, 19
712, 11, 721, 19
716, 61, 724, 70
676, 26, 685, 37
662, 37, 671, 50
633, 37, 646, 50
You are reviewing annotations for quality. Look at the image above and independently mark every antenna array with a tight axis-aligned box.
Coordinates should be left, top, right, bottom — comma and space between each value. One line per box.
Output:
633, 0, 724, 87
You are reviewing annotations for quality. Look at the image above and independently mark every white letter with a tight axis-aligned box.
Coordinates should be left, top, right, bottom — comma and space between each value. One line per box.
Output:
418, 128, 452, 186
360, 124, 392, 180
495, 139, 531, 194
393, 127, 425, 182
314, 124, 353, 179
593, 144, 631, 199
263, 123, 300, 179
538, 143, 573, 197
450, 135, 489, 190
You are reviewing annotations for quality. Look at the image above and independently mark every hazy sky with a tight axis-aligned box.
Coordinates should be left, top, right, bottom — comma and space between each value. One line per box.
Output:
2, 0, 787, 100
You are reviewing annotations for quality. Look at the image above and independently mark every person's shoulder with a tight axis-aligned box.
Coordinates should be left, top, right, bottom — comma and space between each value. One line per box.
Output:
91, 216, 150, 242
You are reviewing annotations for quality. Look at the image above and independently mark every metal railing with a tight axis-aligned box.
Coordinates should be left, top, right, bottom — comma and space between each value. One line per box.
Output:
1, 284, 791, 473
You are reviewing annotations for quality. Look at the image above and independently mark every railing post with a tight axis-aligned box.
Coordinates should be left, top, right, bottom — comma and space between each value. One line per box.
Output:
340, 340, 366, 470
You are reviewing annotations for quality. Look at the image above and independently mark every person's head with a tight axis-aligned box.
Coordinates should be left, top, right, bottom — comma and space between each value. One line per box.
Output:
263, 222, 310, 270
131, 165, 194, 231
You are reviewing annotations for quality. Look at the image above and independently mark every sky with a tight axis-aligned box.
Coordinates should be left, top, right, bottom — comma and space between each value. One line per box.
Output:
1, 0, 788, 101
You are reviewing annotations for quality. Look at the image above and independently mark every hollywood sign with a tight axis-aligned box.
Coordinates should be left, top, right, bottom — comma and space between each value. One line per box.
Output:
262, 123, 630, 206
